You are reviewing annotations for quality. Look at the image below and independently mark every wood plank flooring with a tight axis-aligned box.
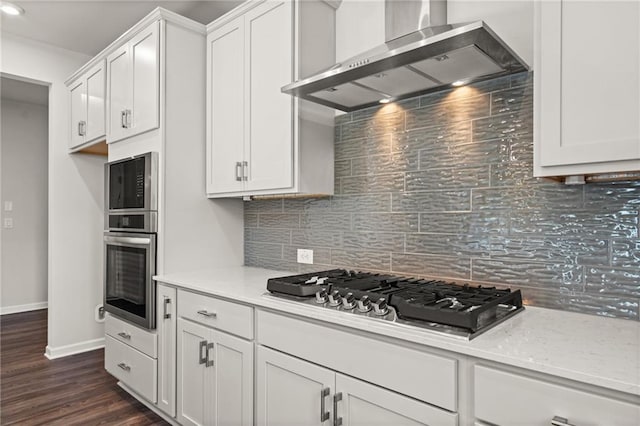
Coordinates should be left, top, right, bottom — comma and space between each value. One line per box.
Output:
0, 309, 168, 425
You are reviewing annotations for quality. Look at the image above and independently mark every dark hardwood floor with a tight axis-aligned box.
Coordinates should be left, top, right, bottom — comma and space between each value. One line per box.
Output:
0, 309, 169, 425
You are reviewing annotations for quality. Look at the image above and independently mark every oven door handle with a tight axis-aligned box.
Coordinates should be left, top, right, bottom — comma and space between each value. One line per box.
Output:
104, 236, 152, 245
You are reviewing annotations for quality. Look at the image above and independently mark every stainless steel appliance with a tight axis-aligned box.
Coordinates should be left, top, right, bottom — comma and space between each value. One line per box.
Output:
266, 269, 524, 339
105, 152, 158, 233
104, 232, 157, 329
281, 0, 529, 112
104, 152, 158, 329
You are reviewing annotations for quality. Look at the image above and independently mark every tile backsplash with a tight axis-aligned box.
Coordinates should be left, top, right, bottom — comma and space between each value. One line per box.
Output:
244, 72, 640, 320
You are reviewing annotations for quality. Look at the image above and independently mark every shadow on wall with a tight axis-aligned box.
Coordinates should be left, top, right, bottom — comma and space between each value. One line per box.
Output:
244, 71, 640, 321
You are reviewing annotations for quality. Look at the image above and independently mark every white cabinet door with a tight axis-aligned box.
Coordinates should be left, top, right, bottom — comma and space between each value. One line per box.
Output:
130, 20, 160, 137
177, 318, 210, 426
106, 21, 160, 144
245, 0, 294, 192
256, 345, 334, 426
156, 284, 176, 417
107, 44, 130, 143
335, 374, 458, 426
69, 79, 86, 148
85, 61, 106, 143
535, 0, 640, 175
210, 329, 253, 426
207, 17, 246, 195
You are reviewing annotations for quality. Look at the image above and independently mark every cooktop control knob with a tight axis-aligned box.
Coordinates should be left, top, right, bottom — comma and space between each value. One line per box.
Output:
315, 289, 328, 304
341, 292, 356, 310
356, 295, 372, 313
372, 298, 389, 316
328, 290, 342, 307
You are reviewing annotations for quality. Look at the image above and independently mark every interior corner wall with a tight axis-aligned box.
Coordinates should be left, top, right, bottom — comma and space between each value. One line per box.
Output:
0, 33, 107, 357
0, 98, 49, 313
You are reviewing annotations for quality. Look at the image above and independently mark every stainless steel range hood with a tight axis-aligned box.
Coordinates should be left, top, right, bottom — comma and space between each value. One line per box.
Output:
282, 0, 529, 112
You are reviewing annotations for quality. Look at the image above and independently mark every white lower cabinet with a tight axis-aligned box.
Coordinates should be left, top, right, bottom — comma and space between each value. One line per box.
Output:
156, 284, 176, 417
474, 365, 640, 426
105, 335, 157, 403
256, 345, 456, 426
256, 345, 334, 426
176, 318, 253, 426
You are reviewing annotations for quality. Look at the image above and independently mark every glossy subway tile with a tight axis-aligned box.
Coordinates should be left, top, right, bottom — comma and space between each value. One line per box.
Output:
243, 71, 640, 321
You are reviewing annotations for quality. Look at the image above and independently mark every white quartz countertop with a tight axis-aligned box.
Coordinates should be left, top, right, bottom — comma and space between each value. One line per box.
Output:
155, 266, 640, 396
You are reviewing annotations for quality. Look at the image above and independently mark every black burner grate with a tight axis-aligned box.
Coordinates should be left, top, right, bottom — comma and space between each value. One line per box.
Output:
267, 269, 523, 332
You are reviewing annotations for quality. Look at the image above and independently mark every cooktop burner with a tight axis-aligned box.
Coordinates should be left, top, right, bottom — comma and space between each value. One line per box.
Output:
266, 269, 524, 339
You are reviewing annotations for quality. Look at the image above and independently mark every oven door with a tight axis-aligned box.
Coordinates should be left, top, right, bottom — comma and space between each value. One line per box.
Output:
104, 232, 157, 329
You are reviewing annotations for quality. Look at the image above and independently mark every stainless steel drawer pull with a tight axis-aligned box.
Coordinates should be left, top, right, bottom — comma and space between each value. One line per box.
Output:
117, 332, 131, 340
199, 340, 207, 365
551, 417, 575, 426
117, 362, 131, 372
206, 342, 214, 367
235, 162, 243, 181
197, 310, 217, 318
163, 297, 171, 319
320, 387, 330, 422
333, 392, 342, 426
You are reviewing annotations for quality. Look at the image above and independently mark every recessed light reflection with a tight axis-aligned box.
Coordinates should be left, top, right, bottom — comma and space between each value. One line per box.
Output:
451, 80, 467, 87
379, 98, 391, 104
0, 2, 25, 15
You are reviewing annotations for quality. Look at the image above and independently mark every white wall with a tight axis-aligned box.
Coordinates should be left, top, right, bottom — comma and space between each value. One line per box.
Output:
335, 0, 533, 67
0, 98, 48, 313
0, 33, 107, 358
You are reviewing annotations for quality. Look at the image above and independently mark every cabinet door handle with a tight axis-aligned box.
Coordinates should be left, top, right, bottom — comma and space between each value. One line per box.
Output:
197, 309, 217, 318
320, 387, 330, 422
121, 110, 127, 128
199, 340, 207, 365
117, 331, 131, 340
117, 362, 131, 372
206, 342, 214, 367
235, 162, 243, 181
77, 121, 84, 136
242, 161, 248, 181
333, 392, 342, 426
163, 297, 171, 319
551, 417, 575, 426
126, 109, 132, 128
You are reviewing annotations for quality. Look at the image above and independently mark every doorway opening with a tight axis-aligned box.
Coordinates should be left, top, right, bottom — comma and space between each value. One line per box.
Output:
0, 75, 50, 315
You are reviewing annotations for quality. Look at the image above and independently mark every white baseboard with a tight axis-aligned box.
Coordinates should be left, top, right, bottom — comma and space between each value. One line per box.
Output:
0, 301, 48, 315
45, 337, 105, 359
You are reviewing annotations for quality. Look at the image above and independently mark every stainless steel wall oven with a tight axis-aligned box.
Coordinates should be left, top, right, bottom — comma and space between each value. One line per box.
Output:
104, 152, 158, 329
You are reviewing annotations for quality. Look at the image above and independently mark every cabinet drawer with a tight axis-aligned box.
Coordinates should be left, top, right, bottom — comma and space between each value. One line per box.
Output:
177, 290, 253, 339
474, 365, 640, 425
105, 314, 157, 358
105, 335, 157, 403
257, 310, 457, 411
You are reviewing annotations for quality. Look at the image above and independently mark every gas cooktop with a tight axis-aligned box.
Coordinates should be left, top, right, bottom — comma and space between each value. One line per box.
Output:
266, 269, 524, 339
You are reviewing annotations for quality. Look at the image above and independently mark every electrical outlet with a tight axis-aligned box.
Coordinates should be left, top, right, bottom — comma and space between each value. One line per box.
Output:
4, 201, 12, 211
3, 218, 13, 229
297, 248, 314, 264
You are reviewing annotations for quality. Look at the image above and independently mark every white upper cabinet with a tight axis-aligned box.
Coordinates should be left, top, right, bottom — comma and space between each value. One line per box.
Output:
106, 21, 160, 144
67, 60, 106, 149
206, 0, 336, 198
534, 0, 640, 177
207, 17, 245, 194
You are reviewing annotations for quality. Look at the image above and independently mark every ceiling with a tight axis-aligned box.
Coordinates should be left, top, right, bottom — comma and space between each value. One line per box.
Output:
0, 1, 244, 56
1, 76, 49, 105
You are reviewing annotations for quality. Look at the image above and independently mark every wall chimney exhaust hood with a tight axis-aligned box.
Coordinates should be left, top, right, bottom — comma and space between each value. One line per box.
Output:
282, 0, 529, 112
